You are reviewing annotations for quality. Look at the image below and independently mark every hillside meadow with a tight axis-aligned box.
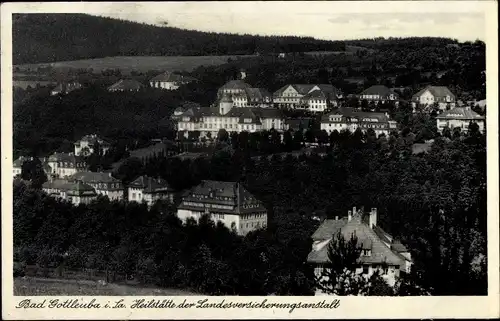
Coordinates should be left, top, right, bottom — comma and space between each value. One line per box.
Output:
15, 55, 257, 74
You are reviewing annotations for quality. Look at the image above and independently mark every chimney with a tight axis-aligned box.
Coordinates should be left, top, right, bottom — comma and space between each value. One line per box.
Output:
335, 216, 338, 221
352, 206, 356, 216
348, 210, 352, 221
369, 208, 377, 228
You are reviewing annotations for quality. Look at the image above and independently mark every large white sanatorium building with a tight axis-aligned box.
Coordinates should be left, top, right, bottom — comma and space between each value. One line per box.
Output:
177, 180, 268, 236
175, 94, 287, 137
320, 108, 398, 137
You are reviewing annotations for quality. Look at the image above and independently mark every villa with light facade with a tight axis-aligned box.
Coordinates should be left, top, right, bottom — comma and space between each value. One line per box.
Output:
69, 171, 124, 201
177, 180, 267, 236
436, 106, 485, 134
42, 179, 98, 206
412, 85, 456, 110
357, 85, 399, 104
128, 175, 175, 207
307, 207, 412, 295
320, 108, 398, 137
149, 72, 196, 90
74, 134, 110, 156
175, 93, 287, 138
273, 84, 342, 111
47, 152, 88, 178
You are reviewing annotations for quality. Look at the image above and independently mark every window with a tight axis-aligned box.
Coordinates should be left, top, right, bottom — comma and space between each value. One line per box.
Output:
362, 265, 369, 274
131, 193, 136, 199
362, 249, 371, 256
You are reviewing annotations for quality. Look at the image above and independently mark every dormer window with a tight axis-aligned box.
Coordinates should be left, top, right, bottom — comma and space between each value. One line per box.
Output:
362, 249, 371, 256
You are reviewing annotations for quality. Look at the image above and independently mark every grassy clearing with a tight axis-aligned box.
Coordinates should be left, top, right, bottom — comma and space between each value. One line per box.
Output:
14, 277, 197, 296
15, 55, 257, 74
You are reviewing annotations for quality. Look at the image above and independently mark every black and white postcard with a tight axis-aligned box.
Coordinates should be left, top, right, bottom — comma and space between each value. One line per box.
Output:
1, 1, 498, 319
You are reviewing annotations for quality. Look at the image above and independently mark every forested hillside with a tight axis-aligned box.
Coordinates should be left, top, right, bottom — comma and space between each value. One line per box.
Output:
13, 14, 346, 64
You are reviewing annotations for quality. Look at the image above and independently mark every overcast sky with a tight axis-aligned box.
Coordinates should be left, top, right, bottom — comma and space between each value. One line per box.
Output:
91, 1, 486, 42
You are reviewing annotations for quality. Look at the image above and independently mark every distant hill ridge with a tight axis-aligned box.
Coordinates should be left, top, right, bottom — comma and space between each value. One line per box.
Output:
13, 13, 348, 64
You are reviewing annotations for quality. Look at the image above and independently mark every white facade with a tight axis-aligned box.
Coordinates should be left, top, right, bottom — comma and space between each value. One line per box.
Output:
13, 166, 22, 177
177, 209, 267, 235
74, 135, 110, 156
436, 118, 485, 134
177, 96, 287, 139
128, 187, 173, 207
320, 111, 398, 137
436, 107, 485, 134
273, 85, 304, 108
412, 86, 456, 111
150, 81, 180, 90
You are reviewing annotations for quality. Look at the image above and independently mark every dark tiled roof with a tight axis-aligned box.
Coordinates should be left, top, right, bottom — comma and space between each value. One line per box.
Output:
150, 72, 196, 83
178, 106, 284, 121
311, 218, 348, 240
69, 172, 120, 184
412, 86, 455, 100
76, 134, 110, 147
219, 80, 252, 90
47, 152, 85, 164
179, 180, 267, 215
234, 88, 272, 102
13, 156, 31, 167
129, 175, 173, 193
108, 79, 144, 91
273, 84, 316, 97
360, 85, 397, 97
42, 179, 72, 191
321, 108, 390, 123
66, 181, 97, 196
391, 241, 409, 253
436, 107, 485, 120
307, 213, 409, 266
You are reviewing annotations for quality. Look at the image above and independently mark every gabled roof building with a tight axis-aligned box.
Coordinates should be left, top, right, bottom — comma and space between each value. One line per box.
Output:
177, 180, 268, 235
320, 107, 398, 137
108, 79, 144, 92
149, 72, 197, 90
412, 85, 456, 110
47, 152, 88, 178
273, 84, 342, 111
50, 82, 83, 96
176, 93, 287, 138
358, 85, 399, 103
74, 134, 110, 156
69, 171, 124, 201
42, 179, 97, 205
217, 79, 252, 97
128, 175, 175, 206
307, 207, 412, 294
435, 106, 485, 134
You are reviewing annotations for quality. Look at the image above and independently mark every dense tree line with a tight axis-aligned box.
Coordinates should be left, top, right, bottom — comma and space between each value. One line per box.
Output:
14, 182, 318, 295
13, 86, 179, 158
186, 39, 485, 100
13, 14, 346, 65
14, 125, 486, 295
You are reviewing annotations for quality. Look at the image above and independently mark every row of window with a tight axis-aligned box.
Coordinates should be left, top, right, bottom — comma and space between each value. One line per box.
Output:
54, 162, 87, 167
241, 221, 266, 229
94, 182, 121, 189
242, 212, 266, 219
242, 204, 262, 209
